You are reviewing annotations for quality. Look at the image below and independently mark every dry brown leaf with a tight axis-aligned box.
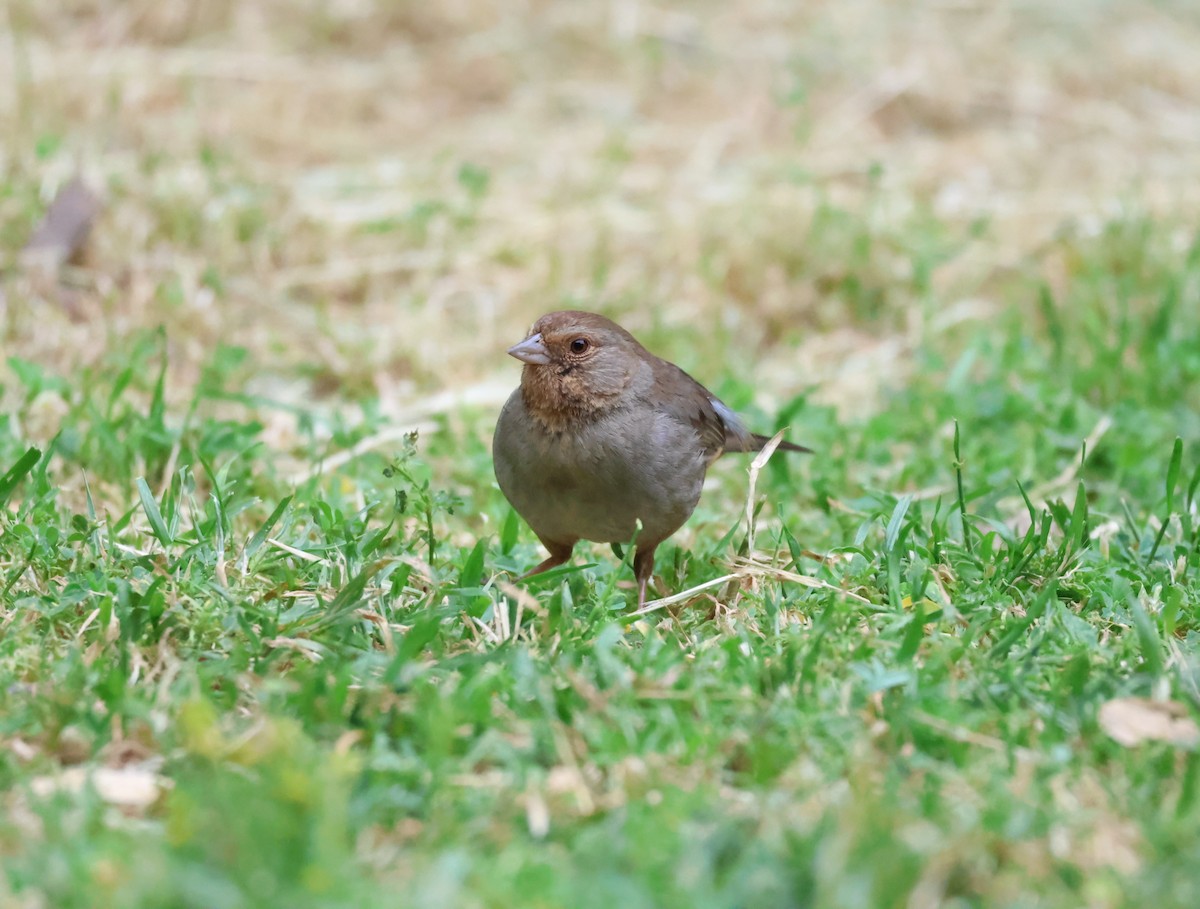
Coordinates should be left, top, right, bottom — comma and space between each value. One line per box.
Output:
29, 765, 167, 811
1098, 697, 1200, 748
7, 738, 39, 763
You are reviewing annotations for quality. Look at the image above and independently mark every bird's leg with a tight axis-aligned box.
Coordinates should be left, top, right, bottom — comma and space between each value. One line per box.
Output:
632, 545, 658, 610
522, 539, 575, 578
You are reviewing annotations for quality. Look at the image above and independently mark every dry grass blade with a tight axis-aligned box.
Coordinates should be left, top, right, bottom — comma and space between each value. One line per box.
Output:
909, 711, 1042, 763
743, 430, 786, 555
734, 558, 874, 605
266, 538, 328, 564
634, 558, 872, 616
633, 573, 744, 615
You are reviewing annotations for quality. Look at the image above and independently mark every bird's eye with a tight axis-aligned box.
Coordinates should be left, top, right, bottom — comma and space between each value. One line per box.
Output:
569, 338, 590, 354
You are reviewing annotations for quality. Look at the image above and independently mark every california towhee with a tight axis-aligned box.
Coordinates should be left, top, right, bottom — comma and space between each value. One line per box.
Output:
493, 311, 810, 609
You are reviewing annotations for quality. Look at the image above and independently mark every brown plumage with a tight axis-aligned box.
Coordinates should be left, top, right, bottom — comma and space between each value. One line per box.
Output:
492, 311, 810, 609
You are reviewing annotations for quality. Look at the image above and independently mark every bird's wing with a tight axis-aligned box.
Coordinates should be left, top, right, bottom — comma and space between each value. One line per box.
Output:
650, 358, 751, 459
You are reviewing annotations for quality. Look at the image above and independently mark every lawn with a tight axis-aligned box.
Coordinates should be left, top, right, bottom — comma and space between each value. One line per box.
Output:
3, 1, 1200, 907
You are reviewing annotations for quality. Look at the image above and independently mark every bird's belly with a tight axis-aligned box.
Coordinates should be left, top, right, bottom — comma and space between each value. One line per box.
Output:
494, 404, 707, 546
529, 471, 643, 543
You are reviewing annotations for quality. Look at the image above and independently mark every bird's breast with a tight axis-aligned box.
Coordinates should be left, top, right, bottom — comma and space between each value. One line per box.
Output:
493, 394, 709, 545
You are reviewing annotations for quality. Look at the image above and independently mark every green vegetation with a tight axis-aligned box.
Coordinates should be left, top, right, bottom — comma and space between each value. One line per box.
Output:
3, 2, 1200, 906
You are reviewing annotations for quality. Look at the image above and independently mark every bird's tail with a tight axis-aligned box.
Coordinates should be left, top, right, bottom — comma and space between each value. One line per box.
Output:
749, 433, 813, 454
719, 432, 812, 456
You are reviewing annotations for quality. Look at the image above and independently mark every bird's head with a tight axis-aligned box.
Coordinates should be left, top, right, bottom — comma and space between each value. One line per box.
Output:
507, 311, 646, 426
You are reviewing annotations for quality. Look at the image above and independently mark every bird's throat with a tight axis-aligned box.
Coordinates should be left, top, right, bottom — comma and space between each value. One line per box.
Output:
520, 366, 614, 433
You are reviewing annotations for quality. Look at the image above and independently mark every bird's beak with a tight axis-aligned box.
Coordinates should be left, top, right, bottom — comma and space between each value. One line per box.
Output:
507, 332, 551, 365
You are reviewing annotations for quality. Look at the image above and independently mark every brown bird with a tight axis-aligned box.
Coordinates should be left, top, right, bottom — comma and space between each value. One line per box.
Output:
493, 311, 810, 609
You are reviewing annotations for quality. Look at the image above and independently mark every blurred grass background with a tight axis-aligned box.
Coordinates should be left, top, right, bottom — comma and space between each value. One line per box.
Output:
6, 0, 1199, 419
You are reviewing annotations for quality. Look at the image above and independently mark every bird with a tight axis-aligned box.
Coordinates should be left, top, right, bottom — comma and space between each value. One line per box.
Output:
492, 310, 810, 609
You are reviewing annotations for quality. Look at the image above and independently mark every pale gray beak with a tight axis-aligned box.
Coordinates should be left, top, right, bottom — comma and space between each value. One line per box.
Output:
507, 332, 551, 365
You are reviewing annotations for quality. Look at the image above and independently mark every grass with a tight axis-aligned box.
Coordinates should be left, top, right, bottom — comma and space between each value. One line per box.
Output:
4, 1, 1200, 907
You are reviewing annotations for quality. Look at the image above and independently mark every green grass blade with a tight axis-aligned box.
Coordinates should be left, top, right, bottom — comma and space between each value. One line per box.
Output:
896, 599, 925, 663
1016, 479, 1037, 527
953, 420, 971, 552
136, 477, 173, 547
1165, 436, 1183, 513
1148, 437, 1183, 561
0, 447, 42, 507
885, 494, 913, 552
247, 495, 293, 558
1126, 585, 1164, 679
1069, 481, 1089, 552
458, 538, 487, 589
499, 507, 520, 554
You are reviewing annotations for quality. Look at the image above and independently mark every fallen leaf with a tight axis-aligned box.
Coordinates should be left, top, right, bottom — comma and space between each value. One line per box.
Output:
7, 738, 39, 762
1098, 697, 1200, 748
29, 765, 167, 811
